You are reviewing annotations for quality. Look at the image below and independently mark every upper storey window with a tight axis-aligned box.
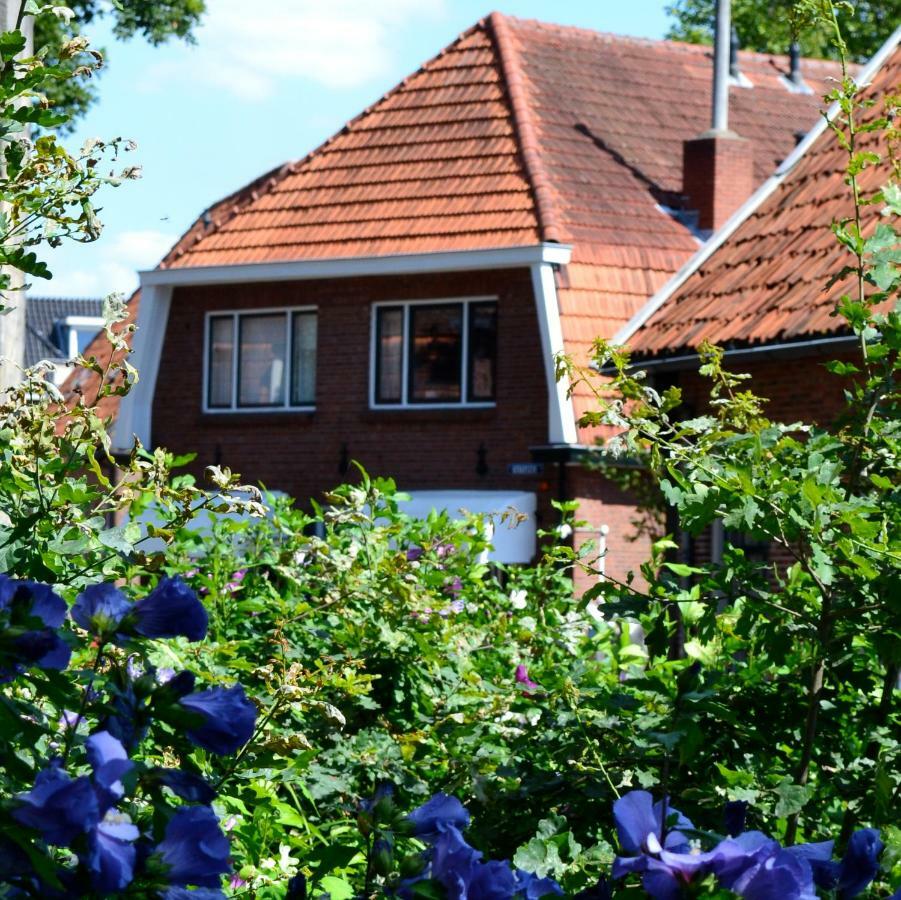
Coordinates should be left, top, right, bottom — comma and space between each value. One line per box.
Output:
372, 298, 497, 408
205, 308, 317, 412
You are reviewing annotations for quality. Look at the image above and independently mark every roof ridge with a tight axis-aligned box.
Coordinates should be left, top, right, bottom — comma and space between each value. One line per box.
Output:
488, 11, 567, 244
496, 13, 848, 65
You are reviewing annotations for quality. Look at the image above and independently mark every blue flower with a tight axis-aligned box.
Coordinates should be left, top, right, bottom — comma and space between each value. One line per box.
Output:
71, 583, 132, 636
85, 730, 134, 810
13, 764, 99, 846
513, 868, 564, 898
612, 791, 694, 858
724, 800, 749, 837
150, 768, 217, 804
86, 810, 139, 893
0, 575, 70, 678
179, 684, 256, 755
0, 575, 66, 628
132, 576, 208, 642
408, 793, 471, 841
837, 828, 884, 898
731, 847, 818, 900
786, 839, 838, 890
161, 889, 227, 899
155, 806, 231, 889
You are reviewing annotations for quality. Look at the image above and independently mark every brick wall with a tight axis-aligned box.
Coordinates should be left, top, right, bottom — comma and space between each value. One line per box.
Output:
152, 267, 563, 528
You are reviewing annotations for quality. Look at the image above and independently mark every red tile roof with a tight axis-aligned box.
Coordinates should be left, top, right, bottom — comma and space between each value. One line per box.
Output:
72, 14, 851, 430
163, 13, 840, 278
627, 43, 900, 359
57, 291, 140, 429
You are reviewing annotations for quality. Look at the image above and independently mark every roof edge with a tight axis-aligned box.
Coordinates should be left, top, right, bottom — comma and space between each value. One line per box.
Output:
488, 11, 568, 244
614, 23, 901, 350
142, 243, 574, 287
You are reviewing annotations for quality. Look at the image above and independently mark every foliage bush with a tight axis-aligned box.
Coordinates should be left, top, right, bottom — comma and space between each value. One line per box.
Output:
0, 0, 898, 897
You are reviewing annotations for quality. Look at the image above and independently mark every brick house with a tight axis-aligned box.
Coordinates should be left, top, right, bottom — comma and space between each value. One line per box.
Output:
615, 29, 900, 567
77, 13, 852, 579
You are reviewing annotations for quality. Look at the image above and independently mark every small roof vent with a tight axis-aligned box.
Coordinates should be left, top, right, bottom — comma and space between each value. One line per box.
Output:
782, 40, 813, 93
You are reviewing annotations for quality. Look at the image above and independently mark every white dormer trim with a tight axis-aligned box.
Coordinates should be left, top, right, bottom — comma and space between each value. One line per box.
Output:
113, 243, 574, 453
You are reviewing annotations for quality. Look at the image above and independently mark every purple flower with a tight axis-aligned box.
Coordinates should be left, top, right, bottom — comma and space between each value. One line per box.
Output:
13, 764, 99, 846
132, 576, 208, 642
408, 793, 470, 841
155, 805, 231, 889
59, 709, 82, 730
445, 576, 463, 595
450, 599, 465, 614
435, 543, 455, 559
180, 684, 256, 755
515, 664, 539, 692
612, 791, 694, 857
405, 547, 423, 562
71, 583, 131, 636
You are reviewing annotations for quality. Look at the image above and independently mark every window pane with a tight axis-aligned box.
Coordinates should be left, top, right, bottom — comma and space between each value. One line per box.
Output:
238, 313, 286, 407
409, 304, 462, 402
291, 312, 317, 406
468, 302, 497, 401
375, 307, 403, 403
208, 316, 234, 408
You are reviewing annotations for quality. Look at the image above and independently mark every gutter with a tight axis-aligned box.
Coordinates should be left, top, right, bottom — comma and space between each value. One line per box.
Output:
604, 333, 858, 374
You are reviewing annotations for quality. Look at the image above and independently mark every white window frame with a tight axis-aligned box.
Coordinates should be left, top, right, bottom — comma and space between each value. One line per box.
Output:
369, 296, 498, 410
202, 305, 317, 414
63, 315, 105, 359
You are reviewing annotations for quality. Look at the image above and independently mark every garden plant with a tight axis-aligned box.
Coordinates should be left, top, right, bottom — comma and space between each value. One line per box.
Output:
0, 0, 897, 897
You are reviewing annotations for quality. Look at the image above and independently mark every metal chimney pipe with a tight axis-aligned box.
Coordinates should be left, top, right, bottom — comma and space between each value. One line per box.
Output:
711, 0, 731, 132
729, 26, 740, 79
789, 40, 803, 84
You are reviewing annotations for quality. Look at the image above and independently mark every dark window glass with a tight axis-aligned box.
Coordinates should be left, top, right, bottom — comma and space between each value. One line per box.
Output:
238, 313, 286, 407
409, 304, 462, 402
291, 312, 317, 405
467, 302, 497, 401
375, 306, 403, 403
208, 316, 234, 408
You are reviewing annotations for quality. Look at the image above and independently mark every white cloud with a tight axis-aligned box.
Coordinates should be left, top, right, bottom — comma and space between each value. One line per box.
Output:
48, 229, 175, 298
144, 0, 447, 100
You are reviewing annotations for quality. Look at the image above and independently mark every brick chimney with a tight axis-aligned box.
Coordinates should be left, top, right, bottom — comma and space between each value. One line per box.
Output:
681, 0, 754, 233
682, 131, 754, 232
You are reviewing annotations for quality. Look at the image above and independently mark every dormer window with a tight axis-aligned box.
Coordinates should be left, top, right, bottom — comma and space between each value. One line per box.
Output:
54, 315, 105, 359
371, 298, 497, 408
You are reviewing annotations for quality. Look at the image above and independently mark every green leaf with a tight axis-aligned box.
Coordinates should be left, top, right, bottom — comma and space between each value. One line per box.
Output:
774, 778, 814, 818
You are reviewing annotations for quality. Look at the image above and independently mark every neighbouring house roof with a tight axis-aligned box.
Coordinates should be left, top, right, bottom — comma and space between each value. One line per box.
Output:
623, 34, 901, 361
26, 296, 103, 366
58, 291, 139, 425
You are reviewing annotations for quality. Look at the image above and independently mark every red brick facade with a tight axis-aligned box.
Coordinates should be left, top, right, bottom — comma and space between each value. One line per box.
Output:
152, 267, 562, 525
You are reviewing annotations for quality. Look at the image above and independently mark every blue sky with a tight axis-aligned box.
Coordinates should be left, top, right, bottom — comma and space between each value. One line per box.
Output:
45, 1, 675, 298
